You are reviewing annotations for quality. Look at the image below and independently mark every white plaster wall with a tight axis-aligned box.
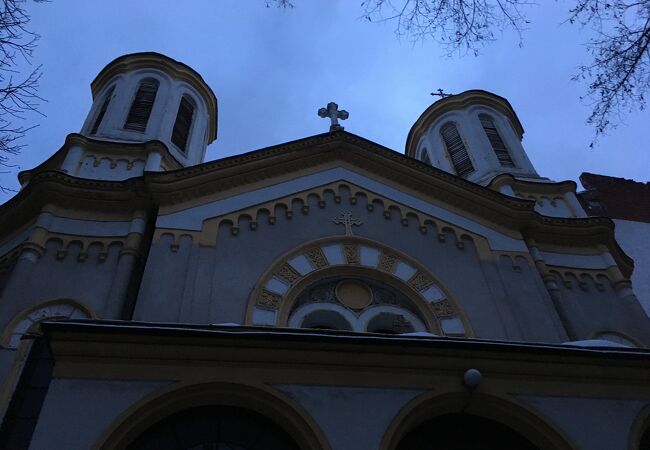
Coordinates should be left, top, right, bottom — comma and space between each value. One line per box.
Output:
80, 68, 211, 169
533, 197, 572, 218
614, 219, 650, 316
76, 156, 146, 181
423, 105, 539, 185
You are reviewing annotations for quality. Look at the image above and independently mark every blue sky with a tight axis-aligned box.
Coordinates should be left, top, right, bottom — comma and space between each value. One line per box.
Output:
0, 0, 647, 199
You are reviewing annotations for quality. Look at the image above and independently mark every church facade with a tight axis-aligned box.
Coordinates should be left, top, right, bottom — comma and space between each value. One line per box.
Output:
0, 52, 649, 449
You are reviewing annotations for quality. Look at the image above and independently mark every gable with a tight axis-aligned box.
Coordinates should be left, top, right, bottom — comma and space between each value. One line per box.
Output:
154, 164, 527, 253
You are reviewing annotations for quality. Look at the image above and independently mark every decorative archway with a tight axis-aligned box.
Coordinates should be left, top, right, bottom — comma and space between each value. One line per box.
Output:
1, 299, 94, 349
93, 382, 330, 450
126, 405, 300, 450
380, 392, 577, 450
0, 299, 95, 442
397, 413, 538, 450
245, 236, 472, 337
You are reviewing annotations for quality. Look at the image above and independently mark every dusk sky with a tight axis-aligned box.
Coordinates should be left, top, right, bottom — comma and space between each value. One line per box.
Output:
0, 0, 648, 199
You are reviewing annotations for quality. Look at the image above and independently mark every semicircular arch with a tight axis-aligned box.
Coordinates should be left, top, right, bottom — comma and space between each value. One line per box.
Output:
381, 391, 577, 450
92, 381, 331, 450
1, 299, 95, 349
245, 236, 472, 337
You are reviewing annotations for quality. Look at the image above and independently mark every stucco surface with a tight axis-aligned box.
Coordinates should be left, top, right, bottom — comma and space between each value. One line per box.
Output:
0, 241, 124, 333
519, 395, 648, 450
614, 219, 650, 317
276, 384, 423, 450
136, 188, 570, 342
29, 378, 167, 450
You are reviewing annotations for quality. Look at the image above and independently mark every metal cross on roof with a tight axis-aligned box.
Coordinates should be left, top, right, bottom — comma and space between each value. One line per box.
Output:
430, 88, 452, 98
318, 102, 349, 131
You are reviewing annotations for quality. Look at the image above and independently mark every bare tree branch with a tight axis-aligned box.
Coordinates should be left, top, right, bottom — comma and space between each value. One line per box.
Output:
359, 0, 533, 56
265, 0, 650, 147
0, 0, 46, 180
569, 0, 650, 145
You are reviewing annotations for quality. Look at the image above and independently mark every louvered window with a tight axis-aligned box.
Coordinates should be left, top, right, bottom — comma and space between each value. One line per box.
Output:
420, 148, 431, 165
171, 95, 195, 152
124, 78, 159, 132
479, 114, 515, 167
440, 122, 474, 177
90, 85, 114, 135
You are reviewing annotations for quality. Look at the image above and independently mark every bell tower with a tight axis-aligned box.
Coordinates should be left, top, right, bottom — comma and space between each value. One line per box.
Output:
406, 90, 540, 185
406, 90, 586, 218
59, 52, 217, 180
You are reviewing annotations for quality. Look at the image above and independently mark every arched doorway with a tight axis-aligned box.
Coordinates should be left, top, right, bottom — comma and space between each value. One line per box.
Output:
125, 405, 300, 450
396, 413, 539, 450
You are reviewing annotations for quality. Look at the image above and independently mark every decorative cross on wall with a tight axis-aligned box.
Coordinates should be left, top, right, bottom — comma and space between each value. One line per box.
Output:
332, 211, 362, 236
318, 102, 349, 131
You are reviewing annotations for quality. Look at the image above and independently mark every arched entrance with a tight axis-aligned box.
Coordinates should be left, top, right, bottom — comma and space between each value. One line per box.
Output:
126, 405, 300, 450
381, 392, 576, 450
396, 413, 538, 450
94, 383, 330, 450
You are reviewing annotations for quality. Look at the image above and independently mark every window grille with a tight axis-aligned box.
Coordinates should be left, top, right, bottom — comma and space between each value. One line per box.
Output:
171, 95, 195, 152
479, 114, 515, 167
90, 85, 114, 135
440, 122, 474, 177
124, 78, 159, 132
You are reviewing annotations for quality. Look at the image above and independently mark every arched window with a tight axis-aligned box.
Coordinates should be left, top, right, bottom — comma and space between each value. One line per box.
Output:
171, 94, 195, 152
289, 277, 430, 334
124, 78, 159, 132
90, 85, 115, 135
440, 122, 474, 177
367, 312, 415, 334
479, 113, 515, 167
301, 309, 353, 331
419, 148, 431, 165
126, 406, 300, 450
397, 414, 538, 450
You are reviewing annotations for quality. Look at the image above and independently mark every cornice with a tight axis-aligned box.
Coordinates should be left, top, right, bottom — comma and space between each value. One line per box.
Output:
0, 131, 632, 277
90, 52, 218, 143
148, 131, 533, 216
18, 134, 182, 186
488, 173, 578, 195
405, 90, 525, 157
0, 170, 152, 243
41, 320, 650, 379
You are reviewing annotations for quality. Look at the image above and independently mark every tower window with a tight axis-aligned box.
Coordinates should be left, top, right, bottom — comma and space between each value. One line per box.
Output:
90, 85, 114, 135
171, 95, 195, 152
124, 78, 159, 132
479, 114, 515, 167
440, 122, 474, 177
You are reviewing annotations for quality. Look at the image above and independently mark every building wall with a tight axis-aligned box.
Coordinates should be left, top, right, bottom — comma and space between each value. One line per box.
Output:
135, 187, 572, 343
614, 219, 650, 316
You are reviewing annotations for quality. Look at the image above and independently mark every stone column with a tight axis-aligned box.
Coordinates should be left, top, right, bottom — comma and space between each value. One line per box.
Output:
530, 246, 577, 340
60, 145, 84, 175
145, 151, 162, 172
102, 218, 146, 319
